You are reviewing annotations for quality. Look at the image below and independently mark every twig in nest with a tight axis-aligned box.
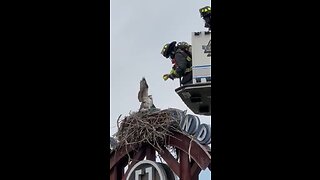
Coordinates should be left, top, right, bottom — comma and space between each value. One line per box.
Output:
188, 137, 194, 163
117, 114, 122, 130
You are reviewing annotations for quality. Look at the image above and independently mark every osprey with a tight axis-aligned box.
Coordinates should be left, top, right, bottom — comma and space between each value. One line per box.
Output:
138, 77, 156, 112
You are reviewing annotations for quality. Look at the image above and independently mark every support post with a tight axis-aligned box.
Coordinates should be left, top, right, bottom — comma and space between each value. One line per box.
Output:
145, 145, 156, 161
180, 151, 191, 180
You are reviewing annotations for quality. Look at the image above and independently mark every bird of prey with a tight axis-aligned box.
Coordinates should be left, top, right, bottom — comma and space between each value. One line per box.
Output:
138, 77, 156, 112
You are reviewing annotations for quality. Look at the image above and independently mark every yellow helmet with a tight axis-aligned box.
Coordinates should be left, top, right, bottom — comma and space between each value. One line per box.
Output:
199, 6, 211, 17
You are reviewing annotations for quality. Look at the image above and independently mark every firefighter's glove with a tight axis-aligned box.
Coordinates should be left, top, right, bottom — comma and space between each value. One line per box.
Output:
163, 74, 174, 81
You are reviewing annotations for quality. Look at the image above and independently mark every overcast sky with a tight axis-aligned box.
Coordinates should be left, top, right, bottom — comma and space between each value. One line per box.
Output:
110, 0, 211, 179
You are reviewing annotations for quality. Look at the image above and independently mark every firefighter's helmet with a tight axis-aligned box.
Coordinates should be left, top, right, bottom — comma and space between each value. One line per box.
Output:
161, 41, 177, 58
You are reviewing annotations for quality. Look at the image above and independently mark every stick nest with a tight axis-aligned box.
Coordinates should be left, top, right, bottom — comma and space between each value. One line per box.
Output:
115, 109, 181, 152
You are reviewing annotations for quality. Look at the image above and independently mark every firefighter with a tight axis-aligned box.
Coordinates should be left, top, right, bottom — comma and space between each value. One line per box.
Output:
161, 41, 192, 85
199, 6, 211, 30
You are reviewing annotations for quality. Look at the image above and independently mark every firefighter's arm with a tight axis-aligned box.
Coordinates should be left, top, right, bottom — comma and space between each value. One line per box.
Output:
163, 69, 179, 81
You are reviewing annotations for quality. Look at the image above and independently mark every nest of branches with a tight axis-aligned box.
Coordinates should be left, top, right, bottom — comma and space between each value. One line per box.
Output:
115, 109, 181, 153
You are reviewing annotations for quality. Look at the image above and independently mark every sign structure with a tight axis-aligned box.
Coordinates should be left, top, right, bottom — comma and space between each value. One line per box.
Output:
179, 114, 211, 145
126, 160, 175, 180
167, 108, 211, 145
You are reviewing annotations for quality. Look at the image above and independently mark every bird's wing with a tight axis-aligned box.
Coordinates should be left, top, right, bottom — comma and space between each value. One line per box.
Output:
138, 77, 149, 102
149, 96, 155, 108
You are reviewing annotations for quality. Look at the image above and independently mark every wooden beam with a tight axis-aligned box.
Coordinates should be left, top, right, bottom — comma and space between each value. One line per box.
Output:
180, 150, 191, 180
117, 166, 124, 180
167, 131, 211, 170
145, 145, 156, 161
191, 162, 202, 180
157, 147, 180, 177
192, 176, 199, 180
110, 144, 138, 170
116, 155, 129, 180
110, 166, 117, 180
122, 147, 146, 180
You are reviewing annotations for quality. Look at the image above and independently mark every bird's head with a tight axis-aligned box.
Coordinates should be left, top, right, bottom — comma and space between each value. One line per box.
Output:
148, 95, 153, 100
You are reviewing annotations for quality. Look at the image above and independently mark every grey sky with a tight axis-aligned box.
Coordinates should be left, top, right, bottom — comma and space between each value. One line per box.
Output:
110, 0, 211, 179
